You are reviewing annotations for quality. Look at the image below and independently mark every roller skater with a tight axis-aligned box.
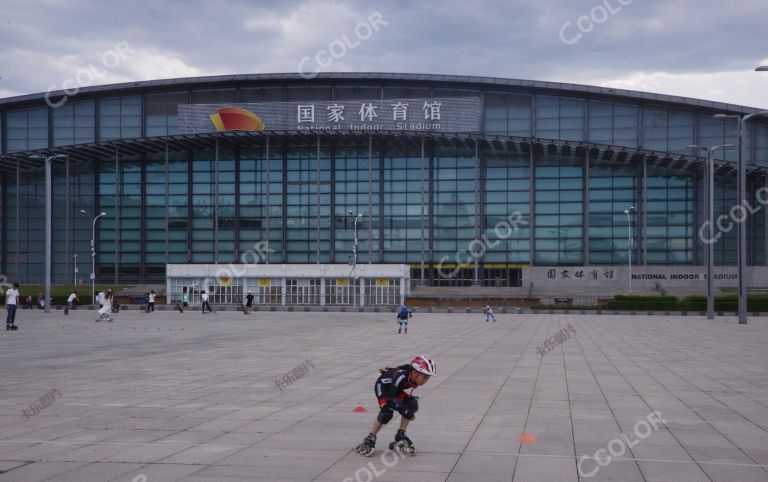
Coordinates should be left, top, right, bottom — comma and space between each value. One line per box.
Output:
5, 283, 20, 331
354, 355, 436, 457
396, 305, 412, 334
95, 289, 114, 322
483, 305, 496, 323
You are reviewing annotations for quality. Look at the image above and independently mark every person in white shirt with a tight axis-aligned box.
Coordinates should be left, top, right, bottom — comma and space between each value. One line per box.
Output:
146, 290, 156, 313
96, 289, 114, 322
96, 291, 105, 308
201, 291, 212, 314
5, 283, 20, 330
65, 291, 79, 315
483, 305, 496, 323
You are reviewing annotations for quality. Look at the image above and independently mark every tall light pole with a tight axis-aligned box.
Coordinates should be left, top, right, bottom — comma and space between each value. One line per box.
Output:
712, 111, 768, 324
689, 144, 733, 320
30, 154, 66, 313
73, 253, 78, 287
348, 210, 362, 306
81, 209, 107, 306
624, 207, 635, 293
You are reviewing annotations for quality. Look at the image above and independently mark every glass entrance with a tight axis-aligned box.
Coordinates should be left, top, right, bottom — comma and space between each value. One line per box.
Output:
364, 278, 400, 305
326, 278, 355, 305
286, 278, 320, 304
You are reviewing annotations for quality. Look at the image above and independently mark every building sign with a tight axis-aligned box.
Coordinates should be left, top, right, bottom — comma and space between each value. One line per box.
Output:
335, 278, 349, 286
177, 97, 481, 134
375, 278, 390, 287
542, 268, 739, 282
258, 278, 271, 286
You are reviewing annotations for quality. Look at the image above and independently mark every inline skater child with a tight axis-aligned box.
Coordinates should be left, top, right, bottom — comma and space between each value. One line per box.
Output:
396, 305, 412, 334
354, 355, 436, 456
483, 304, 496, 323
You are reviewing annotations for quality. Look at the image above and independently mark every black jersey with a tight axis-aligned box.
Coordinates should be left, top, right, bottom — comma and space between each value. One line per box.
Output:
375, 364, 416, 406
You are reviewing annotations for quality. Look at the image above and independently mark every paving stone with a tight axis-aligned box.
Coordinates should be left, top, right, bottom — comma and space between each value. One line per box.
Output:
0, 310, 767, 481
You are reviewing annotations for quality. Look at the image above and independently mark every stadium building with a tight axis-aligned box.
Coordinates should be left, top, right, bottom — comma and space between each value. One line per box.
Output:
1, 73, 767, 304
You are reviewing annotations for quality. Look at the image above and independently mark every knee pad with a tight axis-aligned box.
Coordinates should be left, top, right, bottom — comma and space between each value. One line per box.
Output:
377, 407, 394, 424
398, 397, 419, 420
407, 397, 419, 414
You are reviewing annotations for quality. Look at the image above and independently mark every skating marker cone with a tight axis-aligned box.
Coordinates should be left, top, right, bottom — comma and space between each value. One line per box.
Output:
519, 434, 537, 443
353, 406, 367, 413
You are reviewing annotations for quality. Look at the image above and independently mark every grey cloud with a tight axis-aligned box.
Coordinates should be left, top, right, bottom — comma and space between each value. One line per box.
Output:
0, 0, 766, 105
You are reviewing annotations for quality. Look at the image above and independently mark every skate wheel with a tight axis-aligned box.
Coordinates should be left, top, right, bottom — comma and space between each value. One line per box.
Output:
408, 446, 415, 456
388, 442, 395, 450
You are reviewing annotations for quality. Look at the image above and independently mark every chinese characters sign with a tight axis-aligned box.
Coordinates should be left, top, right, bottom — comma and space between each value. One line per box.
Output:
177, 97, 481, 134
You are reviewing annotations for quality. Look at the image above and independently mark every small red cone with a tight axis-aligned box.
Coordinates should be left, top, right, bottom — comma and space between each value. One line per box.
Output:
353, 406, 367, 413
519, 434, 537, 443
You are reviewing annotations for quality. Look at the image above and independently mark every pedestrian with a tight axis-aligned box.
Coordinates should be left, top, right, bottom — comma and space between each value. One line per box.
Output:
65, 290, 79, 315
96, 290, 105, 310
243, 290, 254, 315
37, 292, 45, 310
201, 291, 212, 314
182, 290, 189, 308
24, 295, 33, 310
5, 283, 20, 330
96, 289, 114, 322
483, 305, 496, 323
146, 290, 155, 313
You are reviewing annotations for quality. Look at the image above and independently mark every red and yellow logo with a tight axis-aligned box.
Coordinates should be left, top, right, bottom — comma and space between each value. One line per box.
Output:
210, 107, 265, 132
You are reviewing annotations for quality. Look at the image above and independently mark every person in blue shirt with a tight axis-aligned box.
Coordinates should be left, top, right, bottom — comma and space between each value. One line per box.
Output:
396, 305, 412, 334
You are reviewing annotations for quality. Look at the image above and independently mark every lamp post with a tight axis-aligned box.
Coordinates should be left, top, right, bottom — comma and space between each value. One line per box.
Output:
689, 144, 733, 320
624, 207, 635, 293
29, 154, 66, 313
81, 209, 107, 306
348, 210, 362, 306
712, 111, 768, 324
73, 253, 78, 287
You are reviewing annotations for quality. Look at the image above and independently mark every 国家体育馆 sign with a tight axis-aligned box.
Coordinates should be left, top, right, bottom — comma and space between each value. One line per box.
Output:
177, 97, 481, 134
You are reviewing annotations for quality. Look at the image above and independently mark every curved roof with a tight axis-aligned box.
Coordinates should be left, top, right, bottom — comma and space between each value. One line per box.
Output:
0, 72, 762, 114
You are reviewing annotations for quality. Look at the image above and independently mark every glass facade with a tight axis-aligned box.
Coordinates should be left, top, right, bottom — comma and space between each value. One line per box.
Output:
588, 161, 639, 265
382, 147, 423, 264
2, 78, 768, 285
100, 96, 141, 140
7, 107, 48, 152
53, 101, 95, 146
534, 152, 584, 264
484, 152, 531, 264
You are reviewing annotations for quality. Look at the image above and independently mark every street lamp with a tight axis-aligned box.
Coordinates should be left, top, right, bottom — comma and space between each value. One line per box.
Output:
624, 207, 635, 293
712, 111, 768, 324
81, 209, 107, 306
348, 210, 362, 306
29, 154, 66, 313
689, 144, 733, 320
73, 253, 78, 287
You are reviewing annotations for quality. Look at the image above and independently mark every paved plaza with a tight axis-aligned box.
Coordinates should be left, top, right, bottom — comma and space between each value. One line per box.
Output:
1, 308, 768, 481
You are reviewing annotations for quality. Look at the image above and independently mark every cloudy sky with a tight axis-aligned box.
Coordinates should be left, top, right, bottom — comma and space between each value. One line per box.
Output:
1, 0, 767, 107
